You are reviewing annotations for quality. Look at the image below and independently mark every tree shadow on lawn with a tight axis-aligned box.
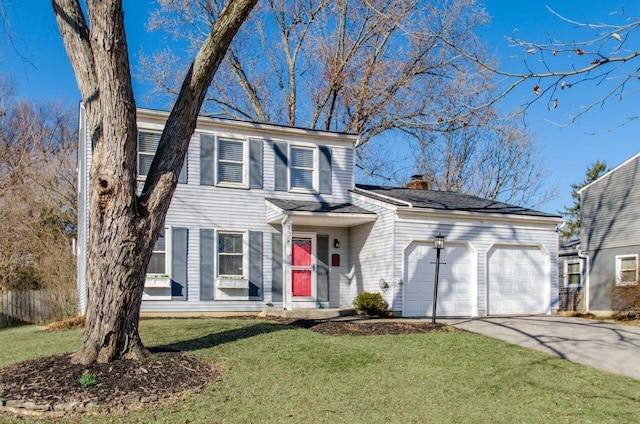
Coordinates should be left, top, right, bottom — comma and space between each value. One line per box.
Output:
150, 321, 296, 353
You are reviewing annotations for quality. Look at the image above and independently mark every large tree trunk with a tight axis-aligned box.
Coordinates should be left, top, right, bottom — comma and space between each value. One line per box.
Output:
53, 0, 257, 364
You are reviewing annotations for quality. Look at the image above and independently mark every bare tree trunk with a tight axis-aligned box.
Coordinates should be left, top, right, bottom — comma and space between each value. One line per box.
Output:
53, 0, 257, 364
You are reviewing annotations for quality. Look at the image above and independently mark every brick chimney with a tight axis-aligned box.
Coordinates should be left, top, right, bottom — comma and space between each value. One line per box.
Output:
406, 174, 429, 190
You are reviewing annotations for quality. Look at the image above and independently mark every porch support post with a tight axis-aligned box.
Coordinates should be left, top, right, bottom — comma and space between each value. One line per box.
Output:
281, 215, 292, 310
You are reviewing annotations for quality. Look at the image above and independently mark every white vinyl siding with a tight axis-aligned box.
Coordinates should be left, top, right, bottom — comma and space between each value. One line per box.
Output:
616, 254, 638, 285
290, 146, 315, 191
217, 138, 246, 186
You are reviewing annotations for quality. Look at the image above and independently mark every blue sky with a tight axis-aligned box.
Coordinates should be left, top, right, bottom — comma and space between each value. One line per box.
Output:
2, 1, 639, 215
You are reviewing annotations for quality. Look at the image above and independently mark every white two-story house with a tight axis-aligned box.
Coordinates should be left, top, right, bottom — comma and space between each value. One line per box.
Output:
77, 107, 562, 317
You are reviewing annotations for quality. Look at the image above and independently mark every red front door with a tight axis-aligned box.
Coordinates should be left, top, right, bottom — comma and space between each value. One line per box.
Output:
292, 237, 313, 297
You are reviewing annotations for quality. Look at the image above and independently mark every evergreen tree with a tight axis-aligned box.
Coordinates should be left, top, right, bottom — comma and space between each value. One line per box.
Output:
559, 160, 608, 241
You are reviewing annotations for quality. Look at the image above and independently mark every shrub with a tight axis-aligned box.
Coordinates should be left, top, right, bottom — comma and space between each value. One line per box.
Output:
609, 280, 640, 319
353, 292, 388, 316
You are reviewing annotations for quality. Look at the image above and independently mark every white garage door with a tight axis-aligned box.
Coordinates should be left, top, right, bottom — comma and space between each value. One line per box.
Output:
404, 242, 472, 317
487, 246, 546, 315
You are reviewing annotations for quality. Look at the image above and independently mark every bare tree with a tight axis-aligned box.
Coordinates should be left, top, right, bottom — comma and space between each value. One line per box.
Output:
437, 6, 640, 128
0, 78, 77, 315
52, 0, 257, 364
140, 0, 551, 206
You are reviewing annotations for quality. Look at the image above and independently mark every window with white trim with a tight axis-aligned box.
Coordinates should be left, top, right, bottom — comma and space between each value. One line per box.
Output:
138, 130, 187, 182
290, 146, 316, 191
138, 131, 160, 177
217, 138, 247, 186
147, 231, 167, 276
616, 254, 638, 286
217, 232, 246, 277
564, 260, 581, 287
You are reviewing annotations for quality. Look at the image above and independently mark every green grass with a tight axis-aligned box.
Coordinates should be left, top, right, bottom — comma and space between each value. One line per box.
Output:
2, 318, 640, 423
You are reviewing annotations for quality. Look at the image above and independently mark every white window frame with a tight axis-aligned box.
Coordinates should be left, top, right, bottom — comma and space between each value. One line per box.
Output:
216, 230, 249, 281
137, 130, 161, 179
615, 254, 638, 286
564, 259, 582, 287
146, 227, 172, 278
288, 144, 318, 193
215, 136, 249, 188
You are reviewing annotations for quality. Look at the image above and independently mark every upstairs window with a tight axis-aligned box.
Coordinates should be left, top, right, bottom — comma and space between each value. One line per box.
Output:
616, 255, 638, 286
138, 130, 187, 183
290, 146, 315, 191
138, 131, 160, 177
217, 138, 246, 186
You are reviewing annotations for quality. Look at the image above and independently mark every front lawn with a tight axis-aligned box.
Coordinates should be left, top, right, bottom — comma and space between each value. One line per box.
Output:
2, 318, 639, 423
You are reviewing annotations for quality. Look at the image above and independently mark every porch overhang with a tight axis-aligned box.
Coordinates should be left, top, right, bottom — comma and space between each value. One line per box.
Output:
266, 198, 376, 227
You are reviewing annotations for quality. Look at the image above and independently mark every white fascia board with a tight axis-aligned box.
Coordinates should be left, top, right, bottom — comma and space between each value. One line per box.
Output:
395, 206, 563, 227
136, 108, 359, 146
580, 152, 640, 194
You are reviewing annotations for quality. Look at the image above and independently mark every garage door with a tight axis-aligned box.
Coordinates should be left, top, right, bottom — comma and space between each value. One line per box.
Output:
404, 242, 472, 317
487, 246, 546, 315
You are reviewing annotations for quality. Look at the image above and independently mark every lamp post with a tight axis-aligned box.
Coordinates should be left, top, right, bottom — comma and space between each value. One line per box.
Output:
432, 234, 445, 324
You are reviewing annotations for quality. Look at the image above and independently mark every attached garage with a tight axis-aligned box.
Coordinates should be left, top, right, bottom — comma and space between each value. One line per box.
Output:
487, 246, 547, 315
404, 242, 473, 317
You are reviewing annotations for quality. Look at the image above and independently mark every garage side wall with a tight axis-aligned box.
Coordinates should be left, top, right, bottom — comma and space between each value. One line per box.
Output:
349, 194, 399, 309
393, 215, 559, 316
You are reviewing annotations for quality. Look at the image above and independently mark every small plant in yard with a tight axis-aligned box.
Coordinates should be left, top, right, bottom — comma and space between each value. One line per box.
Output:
353, 292, 389, 316
79, 372, 97, 388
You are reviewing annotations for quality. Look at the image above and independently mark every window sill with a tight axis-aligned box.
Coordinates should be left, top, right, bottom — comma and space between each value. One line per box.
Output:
216, 180, 249, 190
217, 278, 249, 289
145, 276, 171, 288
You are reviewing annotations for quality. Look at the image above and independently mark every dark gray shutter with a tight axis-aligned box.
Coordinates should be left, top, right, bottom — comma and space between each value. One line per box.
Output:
178, 153, 188, 184
200, 134, 214, 186
249, 231, 263, 299
319, 146, 332, 194
200, 229, 214, 301
249, 139, 263, 189
272, 233, 282, 302
171, 227, 188, 300
317, 235, 329, 302
274, 142, 288, 191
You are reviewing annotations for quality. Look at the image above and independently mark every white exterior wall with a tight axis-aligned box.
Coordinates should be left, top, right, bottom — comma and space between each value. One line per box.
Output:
349, 193, 399, 309
79, 108, 358, 314
350, 190, 560, 316
393, 213, 559, 315
136, 111, 356, 312
76, 104, 91, 315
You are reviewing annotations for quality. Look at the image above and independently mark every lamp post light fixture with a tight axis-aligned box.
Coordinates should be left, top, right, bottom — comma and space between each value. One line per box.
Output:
431, 234, 445, 324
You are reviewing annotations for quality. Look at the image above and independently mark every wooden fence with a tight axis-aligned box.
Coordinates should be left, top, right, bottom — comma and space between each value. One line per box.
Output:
1, 290, 75, 328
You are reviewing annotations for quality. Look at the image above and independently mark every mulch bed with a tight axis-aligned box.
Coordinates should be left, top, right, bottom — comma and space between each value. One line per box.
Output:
0, 318, 450, 417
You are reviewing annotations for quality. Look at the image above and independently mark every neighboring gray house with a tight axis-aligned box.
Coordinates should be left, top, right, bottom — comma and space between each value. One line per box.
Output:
77, 106, 562, 317
558, 240, 585, 312
580, 152, 640, 314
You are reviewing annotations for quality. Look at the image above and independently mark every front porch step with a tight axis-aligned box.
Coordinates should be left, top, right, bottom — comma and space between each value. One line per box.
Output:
261, 307, 356, 320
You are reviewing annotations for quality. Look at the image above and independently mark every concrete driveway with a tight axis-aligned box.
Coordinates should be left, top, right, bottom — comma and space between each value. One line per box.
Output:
448, 316, 640, 380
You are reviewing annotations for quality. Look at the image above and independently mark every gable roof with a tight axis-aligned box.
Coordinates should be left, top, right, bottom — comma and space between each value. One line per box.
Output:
579, 151, 640, 194
354, 184, 559, 218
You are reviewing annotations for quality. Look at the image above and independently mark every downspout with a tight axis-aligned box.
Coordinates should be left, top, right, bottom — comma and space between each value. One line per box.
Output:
577, 246, 590, 313
281, 214, 290, 310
